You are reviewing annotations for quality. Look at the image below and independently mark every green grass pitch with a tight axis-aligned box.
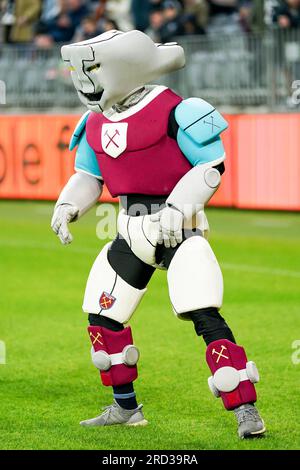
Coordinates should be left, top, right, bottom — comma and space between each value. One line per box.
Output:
0, 200, 299, 450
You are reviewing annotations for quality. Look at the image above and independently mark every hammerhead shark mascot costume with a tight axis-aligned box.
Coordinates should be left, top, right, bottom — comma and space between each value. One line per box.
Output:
51, 30, 265, 438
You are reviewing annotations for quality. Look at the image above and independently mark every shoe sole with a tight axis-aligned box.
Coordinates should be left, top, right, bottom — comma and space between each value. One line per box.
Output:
126, 419, 148, 427
80, 419, 149, 427
241, 421, 266, 439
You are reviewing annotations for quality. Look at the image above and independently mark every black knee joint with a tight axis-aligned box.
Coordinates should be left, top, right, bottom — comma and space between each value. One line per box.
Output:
88, 313, 124, 332
190, 307, 235, 346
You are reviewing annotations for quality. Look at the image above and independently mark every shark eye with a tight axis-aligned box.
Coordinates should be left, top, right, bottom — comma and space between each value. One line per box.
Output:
68, 66, 75, 72
87, 63, 101, 73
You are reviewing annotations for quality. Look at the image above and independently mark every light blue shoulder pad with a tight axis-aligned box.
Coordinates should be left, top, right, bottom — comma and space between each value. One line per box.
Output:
69, 110, 91, 151
70, 111, 102, 179
175, 98, 228, 166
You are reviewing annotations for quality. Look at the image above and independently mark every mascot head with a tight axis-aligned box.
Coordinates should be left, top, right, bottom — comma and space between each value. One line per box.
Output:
61, 29, 185, 112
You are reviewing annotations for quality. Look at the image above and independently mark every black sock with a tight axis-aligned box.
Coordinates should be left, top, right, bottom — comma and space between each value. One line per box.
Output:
88, 313, 123, 331
190, 307, 236, 346
113, 383, 138, 410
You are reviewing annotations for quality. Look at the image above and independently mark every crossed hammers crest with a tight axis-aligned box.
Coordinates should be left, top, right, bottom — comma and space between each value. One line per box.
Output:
89, 331, 103, 346
104, 129, 120, 149
212, 345, 229, 363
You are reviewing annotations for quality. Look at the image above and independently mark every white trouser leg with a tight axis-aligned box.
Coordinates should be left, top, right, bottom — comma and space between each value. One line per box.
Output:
167, 236, 223, 320
83, 242, 147, 323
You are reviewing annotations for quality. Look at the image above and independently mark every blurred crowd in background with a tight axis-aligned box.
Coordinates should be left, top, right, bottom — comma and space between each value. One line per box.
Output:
1, 0, 300, 46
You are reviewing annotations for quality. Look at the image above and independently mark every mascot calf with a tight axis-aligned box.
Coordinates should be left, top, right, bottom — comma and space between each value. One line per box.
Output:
51, 30, 265, 438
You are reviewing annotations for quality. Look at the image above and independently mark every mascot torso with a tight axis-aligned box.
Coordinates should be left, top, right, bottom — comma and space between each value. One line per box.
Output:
86, 87, 191, 197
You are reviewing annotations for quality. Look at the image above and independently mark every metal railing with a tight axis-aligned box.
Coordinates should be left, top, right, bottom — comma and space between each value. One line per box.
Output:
177, 28, 300, 110
1, 28, 300, 111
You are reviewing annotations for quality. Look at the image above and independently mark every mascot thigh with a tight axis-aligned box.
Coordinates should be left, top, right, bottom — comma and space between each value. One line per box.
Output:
167, 235, 223, 320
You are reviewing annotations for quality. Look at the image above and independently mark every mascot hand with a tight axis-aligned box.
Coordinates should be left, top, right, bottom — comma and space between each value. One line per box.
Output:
51, 204, 79, 245
151, 206, 184, 248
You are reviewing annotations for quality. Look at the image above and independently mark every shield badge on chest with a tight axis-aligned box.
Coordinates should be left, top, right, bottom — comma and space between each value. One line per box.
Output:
101, 122, 128, 158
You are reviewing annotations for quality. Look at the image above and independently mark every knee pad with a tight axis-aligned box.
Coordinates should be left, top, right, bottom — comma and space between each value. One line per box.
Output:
88, 325, 139, 387
167, 236, 223, 319
83, 242, 146, 323
206, 339, 259, 410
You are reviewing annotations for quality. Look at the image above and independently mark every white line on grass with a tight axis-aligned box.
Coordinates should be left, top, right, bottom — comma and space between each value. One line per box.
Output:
222, 263, 300, 279
1, 239, 300, 279
0, 239, 97, 255
252, 219, 293, 229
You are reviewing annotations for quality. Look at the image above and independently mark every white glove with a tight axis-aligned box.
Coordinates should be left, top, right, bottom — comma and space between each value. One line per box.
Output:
151, 206, 184, 248
51, 203, 79, 245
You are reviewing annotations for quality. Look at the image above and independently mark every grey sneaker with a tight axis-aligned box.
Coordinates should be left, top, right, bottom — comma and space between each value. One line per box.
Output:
80, 400, 148, 427
234, 404, 266, 439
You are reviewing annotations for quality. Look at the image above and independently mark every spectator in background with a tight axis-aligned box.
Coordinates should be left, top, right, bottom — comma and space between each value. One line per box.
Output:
1, 0, 272, 46
149, 0, 165, 8
145, 7, 164, 41
10, 0, 41, 43
40, 0, 61, 23
104, 0, 133, 31
34, 0, 61, 38
183, 0, 209, 30
93, 0, 107, 20
131, 0, 150, 31
35, 0, 89, 44
238, 1, 253, 32
181, 12, 206, 34
102, 17, 119, 31
245, 0, 279, 32
1, 0, 16, 43
207, 0, 238, 16
264, 0, 280, 24
146, 0, 207, 44
94, 0, 133, 31
74, 15, 102, 41
66, 0, 90, 28
160, 0, 183, 42
248, 0, 266, 32
206, 0, 245, 34
273, 0, 300, 29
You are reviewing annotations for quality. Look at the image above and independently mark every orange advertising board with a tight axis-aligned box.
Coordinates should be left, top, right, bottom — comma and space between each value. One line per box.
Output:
0, 113, 299, 210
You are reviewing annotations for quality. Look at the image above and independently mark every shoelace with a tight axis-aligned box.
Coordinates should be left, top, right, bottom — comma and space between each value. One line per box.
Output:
100, 404, 120, 425
102, 404, 116, 411
235, 407, 259, 424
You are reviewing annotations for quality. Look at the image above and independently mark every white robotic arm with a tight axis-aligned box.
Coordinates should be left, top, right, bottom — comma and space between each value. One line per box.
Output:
51, 172, 103, 245
152, 161, 223, 248
166, 159, 223, 216
153, 97, 228, 248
